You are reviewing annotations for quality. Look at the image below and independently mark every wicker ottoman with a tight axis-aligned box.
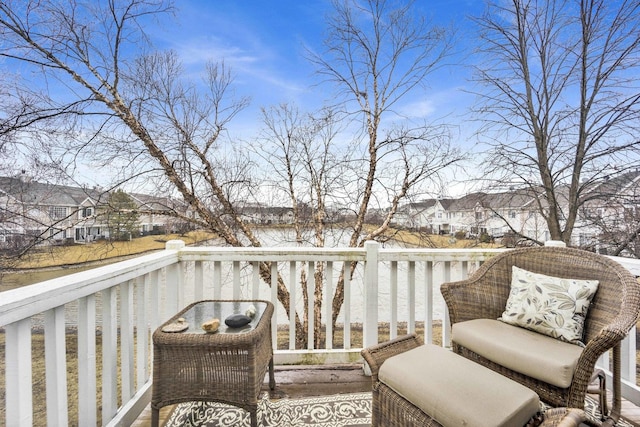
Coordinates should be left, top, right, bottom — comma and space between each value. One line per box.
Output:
362, 334, 586, 427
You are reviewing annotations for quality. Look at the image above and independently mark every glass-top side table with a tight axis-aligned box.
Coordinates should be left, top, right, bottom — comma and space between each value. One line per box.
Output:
170, 300, 269, 334
151, 300, 275, 427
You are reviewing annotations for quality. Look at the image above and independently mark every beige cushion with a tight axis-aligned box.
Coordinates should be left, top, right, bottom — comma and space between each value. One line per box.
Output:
379, 344, 540, 427
453, 319, 584, 388
499, 266, 599, 346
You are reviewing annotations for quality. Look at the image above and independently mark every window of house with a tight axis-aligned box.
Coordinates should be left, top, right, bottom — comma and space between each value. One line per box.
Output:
475, 211, 483, 220
509, 211, 516, 219
49, 206, 67, 219
579, 233, 592, 246
82, 207, 93, 217
49, 228, 64, 238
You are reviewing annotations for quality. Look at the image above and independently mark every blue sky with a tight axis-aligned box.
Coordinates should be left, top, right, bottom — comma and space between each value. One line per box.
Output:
148, 0, 485, 143
3, 0, 486, 195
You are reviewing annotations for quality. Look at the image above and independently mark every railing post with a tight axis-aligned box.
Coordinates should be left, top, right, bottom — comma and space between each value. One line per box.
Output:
166, 240, 186, 313
307, 261, 314, 350
136, 279, 150, 387
120, 280, 135, 402
5, 319, 33, 426
78, 295, 97, 426
271, 262, 279, 351
102, 287, 118, 425
364, 241, 379, 347
165, 239, 186, 250
622, 327, 637, 384
407, 261, 416, 334
194, 261, 204, 301
425, 261, 434, 345
44, 306, 68, 427
442, 261, 451, 348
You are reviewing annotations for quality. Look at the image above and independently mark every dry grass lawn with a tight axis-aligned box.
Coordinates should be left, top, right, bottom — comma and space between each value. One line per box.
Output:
366, 226, 501, 249
10, 227, 499, 271
13, 231, 216, 270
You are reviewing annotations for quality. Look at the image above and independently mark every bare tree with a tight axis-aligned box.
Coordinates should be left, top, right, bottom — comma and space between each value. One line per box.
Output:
257, 103, 350, 346
0, 0, 462, 345
304, 0, 463, 336
472, 0, 640, 245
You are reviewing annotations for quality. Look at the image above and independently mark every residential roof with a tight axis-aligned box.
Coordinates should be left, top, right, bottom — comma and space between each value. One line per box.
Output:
582, 170, 640, 203
397, 199, 437, 213
448, 189, 539, 211
0, 176, 106, 207
437, 198, 456, 210
129, 193, 187, 212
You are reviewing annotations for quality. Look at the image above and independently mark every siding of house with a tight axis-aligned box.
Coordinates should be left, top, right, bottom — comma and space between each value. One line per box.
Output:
3, 170, 639, 249
394, 171, 640, 247
0, 177, 188, 245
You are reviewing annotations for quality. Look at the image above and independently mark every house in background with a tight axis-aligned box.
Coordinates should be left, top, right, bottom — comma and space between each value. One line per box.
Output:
3, 170, 639, 250
238, 204, 295, 225
430, 198, 456, 235
391, 199, 438, 231
394, 171, 640, 248
447, 189, 549, 242
395, 189, 551, 243
129, 193, 192, 235
0, 176, 189, 247
573, 170, 640, 253
0, 176, 107, 247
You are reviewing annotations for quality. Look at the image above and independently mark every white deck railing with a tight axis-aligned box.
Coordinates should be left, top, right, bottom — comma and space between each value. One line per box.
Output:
1, 240, 639, 426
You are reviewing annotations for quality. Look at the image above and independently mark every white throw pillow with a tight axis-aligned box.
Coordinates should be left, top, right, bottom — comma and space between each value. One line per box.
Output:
499, 266, 599, 346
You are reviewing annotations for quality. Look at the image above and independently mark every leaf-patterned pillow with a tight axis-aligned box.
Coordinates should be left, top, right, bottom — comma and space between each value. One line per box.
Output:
499, 266, 599, 346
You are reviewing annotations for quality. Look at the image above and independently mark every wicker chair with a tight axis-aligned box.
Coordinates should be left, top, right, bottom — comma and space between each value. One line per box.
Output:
441, 246, 640, 426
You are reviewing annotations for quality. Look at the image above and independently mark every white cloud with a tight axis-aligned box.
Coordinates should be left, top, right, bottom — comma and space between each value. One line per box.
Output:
172, 37, 259, 68
398, 99, 437, 119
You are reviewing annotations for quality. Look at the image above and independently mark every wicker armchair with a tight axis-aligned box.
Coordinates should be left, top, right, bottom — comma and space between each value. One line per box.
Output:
441, 246, 640, 426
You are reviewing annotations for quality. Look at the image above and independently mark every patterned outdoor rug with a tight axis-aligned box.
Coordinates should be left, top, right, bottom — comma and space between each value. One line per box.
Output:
545, 395, 635, 427
164, 392, 372, 427
165, 391, 634, 427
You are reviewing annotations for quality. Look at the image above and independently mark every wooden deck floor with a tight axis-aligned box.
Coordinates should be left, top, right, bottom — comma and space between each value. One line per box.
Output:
133, 364, 640, 426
